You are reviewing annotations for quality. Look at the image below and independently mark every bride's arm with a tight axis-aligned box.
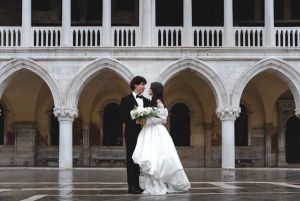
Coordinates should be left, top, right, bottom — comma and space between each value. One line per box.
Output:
146, 117, 166, 124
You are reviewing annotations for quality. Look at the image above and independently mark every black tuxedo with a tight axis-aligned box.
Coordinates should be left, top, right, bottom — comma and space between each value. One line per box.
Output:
120, 93, 150, 188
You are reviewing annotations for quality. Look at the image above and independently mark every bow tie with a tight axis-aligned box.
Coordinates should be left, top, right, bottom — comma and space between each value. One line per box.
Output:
136, 95, 143, 99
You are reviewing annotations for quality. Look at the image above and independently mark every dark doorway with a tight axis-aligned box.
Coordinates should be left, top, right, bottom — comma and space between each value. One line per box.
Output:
50, 106, 59, 145
235, 104, 248, 146
285, 116, 300, 163
170, 103, 190, 146
103, 103, 123, 146
0, 104, 4, 145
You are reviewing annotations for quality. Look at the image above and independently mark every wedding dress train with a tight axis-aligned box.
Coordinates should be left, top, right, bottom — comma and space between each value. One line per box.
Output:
132, 103, 191, 195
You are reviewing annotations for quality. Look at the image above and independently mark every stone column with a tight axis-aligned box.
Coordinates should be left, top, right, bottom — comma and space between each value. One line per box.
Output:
22, 0, 31, 46
46, 111, 52, 145
277, 107, 287, 166
216, 108, 240, 168
62, 0, 71, 46
102, 0, 111, 46
224, 0, 234, 47
265, 0, 275, 46
151, 0, 156, 46
183, 0, 193, 46
82, 123, 90, 166
265, 122, 273, 167
142, 0, 152, 46
204, 123, 214, 167
2, 110, 8, 146
54, 107, 78, 168
98, 111, 104, 146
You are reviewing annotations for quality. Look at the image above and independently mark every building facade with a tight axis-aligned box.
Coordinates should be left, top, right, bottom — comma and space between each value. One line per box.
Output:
0, 0, 300, 168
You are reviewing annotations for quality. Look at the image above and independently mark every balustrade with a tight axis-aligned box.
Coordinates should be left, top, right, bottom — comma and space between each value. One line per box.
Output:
155, 27, 182, 47
0, 27, 21, 47
72, 27, 102, 47
234, 27, 264, 47
193, 27, 223, 47
112, 27, 139, 47
276, 28, 300, 47
0, 26, 300, 48
33, 28, 61, 47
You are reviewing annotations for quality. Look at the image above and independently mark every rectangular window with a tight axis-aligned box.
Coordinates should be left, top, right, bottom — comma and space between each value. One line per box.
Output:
87, 0, 103, 21
115, 0, 135, 11
291, 0, 300, 19
233, 0, 255, 21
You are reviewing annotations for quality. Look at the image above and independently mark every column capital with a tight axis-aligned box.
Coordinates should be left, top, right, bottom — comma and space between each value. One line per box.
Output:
216, 108, 240, 121
295, 108, 300, 118
82, 122, 91, 130
204, 122, 214, 130
53, 107, 78, 122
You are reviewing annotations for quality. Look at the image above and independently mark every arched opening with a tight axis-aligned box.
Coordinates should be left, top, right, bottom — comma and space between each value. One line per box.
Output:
0, 104, 4, 145
235, 104, 248, 146
50, 106, 59, 146
170, 103, 190, 146
285, 116, 300, 163
103, 103, 123, 146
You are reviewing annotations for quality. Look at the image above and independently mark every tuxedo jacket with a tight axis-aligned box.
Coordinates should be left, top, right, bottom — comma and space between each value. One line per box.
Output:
120, 93, 150, 138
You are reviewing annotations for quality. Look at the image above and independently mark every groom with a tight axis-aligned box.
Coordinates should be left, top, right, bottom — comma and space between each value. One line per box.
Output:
120, 76, 150, 194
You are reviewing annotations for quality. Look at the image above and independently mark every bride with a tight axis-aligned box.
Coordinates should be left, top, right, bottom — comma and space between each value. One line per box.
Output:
132, 82, 191, 195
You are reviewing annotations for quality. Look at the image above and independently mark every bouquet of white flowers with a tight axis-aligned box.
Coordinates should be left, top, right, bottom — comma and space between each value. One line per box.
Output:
130, 105, 159, 123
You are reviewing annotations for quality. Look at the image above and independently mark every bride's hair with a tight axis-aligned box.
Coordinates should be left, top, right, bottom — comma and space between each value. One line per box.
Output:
149, 82, 164, 107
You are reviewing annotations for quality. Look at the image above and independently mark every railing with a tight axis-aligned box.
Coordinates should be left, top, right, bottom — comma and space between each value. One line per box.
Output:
234, 27, 264, 47
72, 27, 102, 47
193, 27, 223, 47
276, 28, 300, 47
111, 27, 139, 46
154, 27, 182, 46
0, 27, 21, 47
3, 26, 300, 48
32, 27, 61, 47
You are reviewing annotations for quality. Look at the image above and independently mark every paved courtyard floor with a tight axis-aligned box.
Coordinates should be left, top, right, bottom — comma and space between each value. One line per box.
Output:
1, 168, 300, 201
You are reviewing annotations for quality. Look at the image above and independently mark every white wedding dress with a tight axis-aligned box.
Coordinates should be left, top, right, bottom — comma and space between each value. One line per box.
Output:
132, 103, 191, 195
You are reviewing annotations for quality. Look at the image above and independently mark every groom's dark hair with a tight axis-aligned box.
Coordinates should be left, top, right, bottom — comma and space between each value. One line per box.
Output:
130, 76, 147, 90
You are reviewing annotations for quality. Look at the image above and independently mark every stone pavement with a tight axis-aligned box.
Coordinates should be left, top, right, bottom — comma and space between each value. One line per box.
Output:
1, 168, 300, 201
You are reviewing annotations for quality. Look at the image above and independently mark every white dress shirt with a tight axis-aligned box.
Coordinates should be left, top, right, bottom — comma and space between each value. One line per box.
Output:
132, 92, 144, 107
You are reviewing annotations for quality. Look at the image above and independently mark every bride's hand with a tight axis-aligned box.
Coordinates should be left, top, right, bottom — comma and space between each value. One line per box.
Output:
136, 119, 147, 125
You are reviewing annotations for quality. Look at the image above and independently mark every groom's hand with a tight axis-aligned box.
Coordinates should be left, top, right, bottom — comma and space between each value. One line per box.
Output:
136, 119, 147, 125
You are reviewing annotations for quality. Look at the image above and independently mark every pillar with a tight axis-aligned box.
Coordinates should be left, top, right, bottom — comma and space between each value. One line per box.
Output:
216, 108, 240, 168
22, 0, 31, 46
224, 0, 234, 47
54, 107, 78, 168
204, 123, 214, 167
102, 0, 111, 46
142, 0, 152, 46
265, 123, 273, 167
82, 123, 90, 166
62, 0, 72, 46
277, 107, 286, 166
265, 0, 275, 46
183, 0, 193, 46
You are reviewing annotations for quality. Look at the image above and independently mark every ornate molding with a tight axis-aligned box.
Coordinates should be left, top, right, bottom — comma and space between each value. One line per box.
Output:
53, 107, 78, 122
216, 108, 241, 121
2, 47, 300, 59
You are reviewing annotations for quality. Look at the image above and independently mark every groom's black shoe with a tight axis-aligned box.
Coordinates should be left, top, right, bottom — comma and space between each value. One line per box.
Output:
136, 186, 144, 193
128, 186, 142, 194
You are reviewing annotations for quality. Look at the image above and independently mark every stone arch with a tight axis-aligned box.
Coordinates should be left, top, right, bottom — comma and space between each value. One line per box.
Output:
65, 58, 135, 108
232, 58, 300, 111
157, 58, 228, 109
0, 58, 61, 107
168, 99, 194, 113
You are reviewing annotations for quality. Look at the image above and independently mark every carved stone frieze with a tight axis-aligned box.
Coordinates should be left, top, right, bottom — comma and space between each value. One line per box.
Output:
216, 108, 241, 121
2, 47, 300, 59
53, 107, 78, 122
